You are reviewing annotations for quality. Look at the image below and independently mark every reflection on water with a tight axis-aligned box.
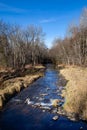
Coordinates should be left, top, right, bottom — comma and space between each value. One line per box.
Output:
0, 64, 87, 130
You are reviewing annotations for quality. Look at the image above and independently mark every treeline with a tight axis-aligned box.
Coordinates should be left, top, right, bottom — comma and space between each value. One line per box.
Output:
0, 20, 49, 69
50, 8, 87, 66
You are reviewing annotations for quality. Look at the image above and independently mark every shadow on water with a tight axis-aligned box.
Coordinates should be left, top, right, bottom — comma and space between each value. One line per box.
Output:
0, 64, 87, 130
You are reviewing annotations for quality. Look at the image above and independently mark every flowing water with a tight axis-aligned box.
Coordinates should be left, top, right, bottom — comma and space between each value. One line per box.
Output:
0, 64, 87, 130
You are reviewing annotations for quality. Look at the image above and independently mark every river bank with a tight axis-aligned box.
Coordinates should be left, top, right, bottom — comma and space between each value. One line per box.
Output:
0, 64, 87, 130
60, 65, 87, 120
0, 65, 45, 109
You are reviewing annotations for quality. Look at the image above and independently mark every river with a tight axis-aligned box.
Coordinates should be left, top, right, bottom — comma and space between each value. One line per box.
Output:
0, 64, 87, 130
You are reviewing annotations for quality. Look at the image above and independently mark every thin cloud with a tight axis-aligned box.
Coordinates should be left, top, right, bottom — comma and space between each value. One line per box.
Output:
39, 18, 57, 23
0, 2, 29, 13
39, 14, 75, 24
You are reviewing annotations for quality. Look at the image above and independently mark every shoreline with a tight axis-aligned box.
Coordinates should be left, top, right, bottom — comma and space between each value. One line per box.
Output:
0, 65, 45, 109
59, 65, 87, 120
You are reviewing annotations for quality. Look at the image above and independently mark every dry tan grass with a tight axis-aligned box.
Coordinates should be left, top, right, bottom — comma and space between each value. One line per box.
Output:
0, 69, 44, 109
34, 65, 45, 69
25, 64, 45, 69
60, 66, 87, 120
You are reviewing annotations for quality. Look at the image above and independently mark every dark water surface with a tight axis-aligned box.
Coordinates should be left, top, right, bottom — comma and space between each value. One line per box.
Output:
0, 64, 87, 130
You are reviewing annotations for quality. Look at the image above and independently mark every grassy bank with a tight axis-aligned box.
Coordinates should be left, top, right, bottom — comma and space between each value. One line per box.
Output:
60, 66, 87, 120
0, 65, 45, 109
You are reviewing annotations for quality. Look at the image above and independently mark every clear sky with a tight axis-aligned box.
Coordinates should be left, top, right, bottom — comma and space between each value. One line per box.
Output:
0, 0, 87, 48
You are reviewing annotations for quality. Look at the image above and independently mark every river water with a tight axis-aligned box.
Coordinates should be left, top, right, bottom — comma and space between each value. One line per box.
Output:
0, 64, 87, 130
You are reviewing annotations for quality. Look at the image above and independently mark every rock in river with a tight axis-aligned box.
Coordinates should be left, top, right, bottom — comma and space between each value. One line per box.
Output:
80, 126, 83, 130
52, 116, 59, 121
35, 103, 41, 107
25, 98, 33, 105
51, 99, 60, 107
40, 93, 48, 96
42, 110, 45, 112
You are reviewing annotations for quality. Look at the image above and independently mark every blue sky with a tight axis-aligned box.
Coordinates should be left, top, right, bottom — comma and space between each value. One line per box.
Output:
0, 0, 87, 48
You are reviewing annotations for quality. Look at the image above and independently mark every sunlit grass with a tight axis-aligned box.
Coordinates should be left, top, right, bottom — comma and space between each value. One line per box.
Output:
60, 66, 87, 120
0, 65, 44, 109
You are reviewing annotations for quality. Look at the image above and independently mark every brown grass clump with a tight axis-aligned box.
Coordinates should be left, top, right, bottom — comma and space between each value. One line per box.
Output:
0, 65, 44, 109
0, 74, 43, 109
60, 66, 87, 120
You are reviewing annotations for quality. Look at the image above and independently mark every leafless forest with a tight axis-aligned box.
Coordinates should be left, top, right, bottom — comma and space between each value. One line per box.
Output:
0, 22, 50, 69
0, 8, 87, 69
50, 8, 87, 66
